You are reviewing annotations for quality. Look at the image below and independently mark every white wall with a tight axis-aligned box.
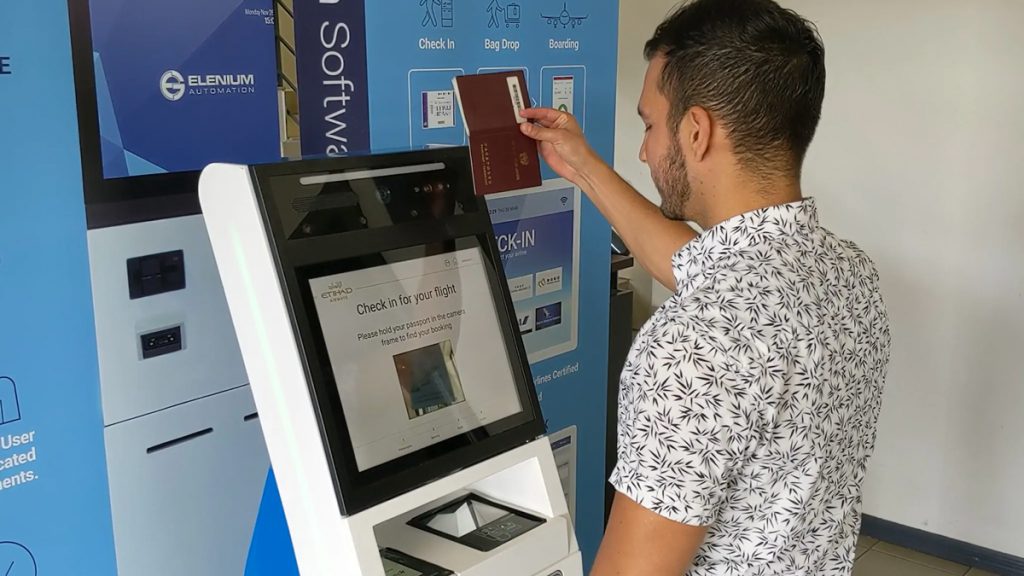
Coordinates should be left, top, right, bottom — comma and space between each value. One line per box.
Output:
614, 1, 678, 328
614, 0, 1024, 557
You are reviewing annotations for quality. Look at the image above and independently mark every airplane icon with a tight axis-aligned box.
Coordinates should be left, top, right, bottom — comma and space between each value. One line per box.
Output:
542, 3, 587, 29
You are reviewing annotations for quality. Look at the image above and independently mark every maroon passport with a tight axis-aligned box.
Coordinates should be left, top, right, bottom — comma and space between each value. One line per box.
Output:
453, 71, 542, 196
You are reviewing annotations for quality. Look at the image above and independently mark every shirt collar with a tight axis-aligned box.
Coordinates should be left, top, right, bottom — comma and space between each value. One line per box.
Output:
672, 198, 819, 293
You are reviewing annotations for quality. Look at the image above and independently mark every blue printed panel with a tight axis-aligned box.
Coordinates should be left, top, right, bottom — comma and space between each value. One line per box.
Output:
364, 1, 618, 569
251, 1, 618, 570
90, 0, 281, 177
0, 2, 118, 574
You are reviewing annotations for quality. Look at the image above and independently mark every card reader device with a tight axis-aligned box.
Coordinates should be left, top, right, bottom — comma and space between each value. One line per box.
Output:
200, 148, 581, 576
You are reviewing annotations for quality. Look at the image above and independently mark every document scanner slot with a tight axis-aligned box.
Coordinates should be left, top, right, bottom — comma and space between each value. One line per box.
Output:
146, 427, 214, 454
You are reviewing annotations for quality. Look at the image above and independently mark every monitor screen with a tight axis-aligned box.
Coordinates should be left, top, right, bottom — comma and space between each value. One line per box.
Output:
70, 0, 282, 227
87, 0, 280, 180
307, 244, 524, 472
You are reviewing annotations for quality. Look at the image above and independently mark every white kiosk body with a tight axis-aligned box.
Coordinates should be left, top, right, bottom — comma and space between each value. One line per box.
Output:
199, 149, 582, 576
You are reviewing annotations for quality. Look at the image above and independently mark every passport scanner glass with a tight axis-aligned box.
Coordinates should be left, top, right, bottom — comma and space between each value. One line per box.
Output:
409, 494, 546, 552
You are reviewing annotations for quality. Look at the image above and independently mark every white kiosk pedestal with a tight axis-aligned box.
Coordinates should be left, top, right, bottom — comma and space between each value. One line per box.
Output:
200, 149, 583, 576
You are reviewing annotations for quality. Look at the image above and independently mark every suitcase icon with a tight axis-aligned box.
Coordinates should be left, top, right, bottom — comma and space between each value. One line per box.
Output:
505, 3, 521, 27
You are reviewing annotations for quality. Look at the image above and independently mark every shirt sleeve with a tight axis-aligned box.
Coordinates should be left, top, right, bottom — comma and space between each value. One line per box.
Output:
610, 305, 762, 526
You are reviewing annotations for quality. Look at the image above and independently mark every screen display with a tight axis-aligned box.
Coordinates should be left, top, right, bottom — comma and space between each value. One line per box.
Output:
308, 246, 524, 471
487, 182, 580, 363
87, 0, 280, 179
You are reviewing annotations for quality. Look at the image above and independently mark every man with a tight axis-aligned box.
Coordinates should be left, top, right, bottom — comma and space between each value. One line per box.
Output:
519, 0, 891, 574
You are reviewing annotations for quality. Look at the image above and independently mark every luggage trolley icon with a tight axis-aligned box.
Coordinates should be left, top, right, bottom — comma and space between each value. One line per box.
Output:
504, 3, 521, 28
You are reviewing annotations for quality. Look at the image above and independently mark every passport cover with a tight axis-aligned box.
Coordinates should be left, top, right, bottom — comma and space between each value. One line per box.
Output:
453, 71, 542, 196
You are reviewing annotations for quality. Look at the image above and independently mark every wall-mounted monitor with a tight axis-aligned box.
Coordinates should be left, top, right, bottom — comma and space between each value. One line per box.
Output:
68, 0, 282, 228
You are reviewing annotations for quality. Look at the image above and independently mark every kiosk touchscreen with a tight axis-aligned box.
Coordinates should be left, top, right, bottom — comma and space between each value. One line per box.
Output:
200, 148, 581, 576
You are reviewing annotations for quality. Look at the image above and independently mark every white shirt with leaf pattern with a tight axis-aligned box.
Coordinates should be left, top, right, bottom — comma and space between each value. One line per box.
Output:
610, 199, 891, 576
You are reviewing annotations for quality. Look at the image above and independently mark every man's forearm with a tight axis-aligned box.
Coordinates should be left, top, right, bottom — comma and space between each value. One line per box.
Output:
579, 160, 697, 291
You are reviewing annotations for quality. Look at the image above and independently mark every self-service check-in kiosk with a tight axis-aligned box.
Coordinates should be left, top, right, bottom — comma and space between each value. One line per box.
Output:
200, 148, 582, 576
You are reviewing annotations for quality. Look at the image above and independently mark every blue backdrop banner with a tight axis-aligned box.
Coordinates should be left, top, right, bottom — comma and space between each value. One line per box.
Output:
255, 1, 619, 572
363, 2, 618, 567
0, 2, 118, 573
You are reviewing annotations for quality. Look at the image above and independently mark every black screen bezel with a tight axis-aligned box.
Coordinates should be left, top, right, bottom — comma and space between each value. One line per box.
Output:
250, 149, 545, 516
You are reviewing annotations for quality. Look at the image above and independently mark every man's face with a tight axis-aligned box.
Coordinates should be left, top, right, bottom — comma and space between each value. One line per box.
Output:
639, 56, 692, 221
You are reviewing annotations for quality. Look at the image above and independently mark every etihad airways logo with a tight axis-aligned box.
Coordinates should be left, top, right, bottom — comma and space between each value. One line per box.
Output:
159, 69, 256, 101
320, 281, 354, 303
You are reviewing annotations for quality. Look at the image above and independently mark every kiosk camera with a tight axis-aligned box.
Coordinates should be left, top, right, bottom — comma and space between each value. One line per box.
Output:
200, 148, 582, 576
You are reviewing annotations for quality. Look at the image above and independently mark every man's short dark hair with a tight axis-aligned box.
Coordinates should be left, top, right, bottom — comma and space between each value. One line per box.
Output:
646, 0, 826, 173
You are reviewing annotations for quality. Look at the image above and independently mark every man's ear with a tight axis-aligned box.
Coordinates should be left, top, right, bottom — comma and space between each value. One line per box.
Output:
678, 106, 713, 162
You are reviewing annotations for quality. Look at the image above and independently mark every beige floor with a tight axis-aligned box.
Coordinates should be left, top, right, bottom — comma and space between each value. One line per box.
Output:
854, 536, 998, 576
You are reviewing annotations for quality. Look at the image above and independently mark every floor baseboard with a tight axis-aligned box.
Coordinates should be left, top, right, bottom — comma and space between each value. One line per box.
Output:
861, 515, 1024, 575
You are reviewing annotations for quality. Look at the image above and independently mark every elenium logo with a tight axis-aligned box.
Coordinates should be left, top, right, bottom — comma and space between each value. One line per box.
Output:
159, 70, 185, 101
159, 69, 256, 102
